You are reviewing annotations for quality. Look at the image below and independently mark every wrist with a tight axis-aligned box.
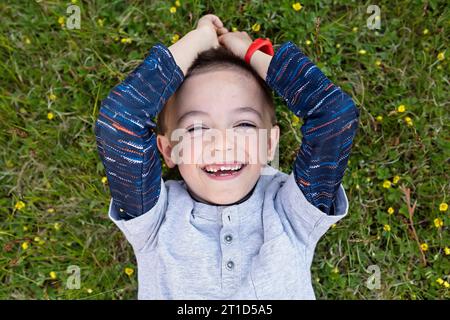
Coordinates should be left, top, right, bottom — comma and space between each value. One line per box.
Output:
249, 50, 272, 81
168, 31, 201, 76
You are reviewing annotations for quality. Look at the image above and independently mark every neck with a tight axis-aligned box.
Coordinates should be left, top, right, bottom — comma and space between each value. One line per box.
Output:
187, 179, 259, 207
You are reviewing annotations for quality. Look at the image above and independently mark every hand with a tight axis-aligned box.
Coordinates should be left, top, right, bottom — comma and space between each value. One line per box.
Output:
218, 31, 253, 60
168, 14, 228, 76
194, 14, 229, 53
219, 30, 272, 80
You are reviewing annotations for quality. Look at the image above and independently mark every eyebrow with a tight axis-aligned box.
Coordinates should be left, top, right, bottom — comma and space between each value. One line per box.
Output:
176, 107, 263, 125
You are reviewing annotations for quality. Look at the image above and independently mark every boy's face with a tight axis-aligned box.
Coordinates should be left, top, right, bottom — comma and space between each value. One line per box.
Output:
157, 69, 279, 205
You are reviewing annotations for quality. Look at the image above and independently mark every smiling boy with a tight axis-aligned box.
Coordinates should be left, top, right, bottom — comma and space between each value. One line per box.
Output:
94, 14, 359, 299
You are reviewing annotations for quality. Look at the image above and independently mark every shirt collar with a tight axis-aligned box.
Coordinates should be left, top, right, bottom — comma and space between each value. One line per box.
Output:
179, 165, 278, 223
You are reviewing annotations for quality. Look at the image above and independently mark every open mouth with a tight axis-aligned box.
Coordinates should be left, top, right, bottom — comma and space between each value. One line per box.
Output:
200, 162, 247, 179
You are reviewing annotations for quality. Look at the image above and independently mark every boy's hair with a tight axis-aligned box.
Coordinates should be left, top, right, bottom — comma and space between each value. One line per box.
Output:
156, 46, 276, 135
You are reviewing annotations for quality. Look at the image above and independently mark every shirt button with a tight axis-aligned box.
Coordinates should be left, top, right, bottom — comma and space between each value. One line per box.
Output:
224, 234, 233, 244
226, 260, 234, 271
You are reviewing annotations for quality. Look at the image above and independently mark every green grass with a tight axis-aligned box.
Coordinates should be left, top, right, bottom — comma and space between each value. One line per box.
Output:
1, 0, 449, 299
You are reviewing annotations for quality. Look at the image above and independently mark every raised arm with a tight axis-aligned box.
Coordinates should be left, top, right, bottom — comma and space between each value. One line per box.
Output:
94, 15, 227, 220
94, 43, 184, 220
256, 41, 359, 215
218, 32, 359, 215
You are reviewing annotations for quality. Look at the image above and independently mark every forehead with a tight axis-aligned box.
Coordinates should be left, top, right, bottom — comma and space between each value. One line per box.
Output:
171, 69, 267, 122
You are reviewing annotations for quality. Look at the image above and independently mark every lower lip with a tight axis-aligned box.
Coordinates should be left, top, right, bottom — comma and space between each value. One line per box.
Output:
202, 165, 247, 180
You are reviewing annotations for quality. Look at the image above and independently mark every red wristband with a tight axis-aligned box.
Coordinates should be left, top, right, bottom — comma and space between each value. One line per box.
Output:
244, 38, 274, 65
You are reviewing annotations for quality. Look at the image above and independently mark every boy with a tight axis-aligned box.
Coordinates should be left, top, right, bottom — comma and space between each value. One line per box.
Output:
95, 14, 359, 299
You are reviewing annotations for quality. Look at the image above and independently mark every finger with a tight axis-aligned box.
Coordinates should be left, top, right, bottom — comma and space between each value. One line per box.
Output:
209, 14, 224, 29
198, 14, 223, 29
217, 27, 228, 35
217, 33, 228, 43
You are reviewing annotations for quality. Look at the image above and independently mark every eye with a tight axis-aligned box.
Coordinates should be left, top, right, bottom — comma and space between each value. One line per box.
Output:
187, 126, 208, 133
235, 122, 256, 128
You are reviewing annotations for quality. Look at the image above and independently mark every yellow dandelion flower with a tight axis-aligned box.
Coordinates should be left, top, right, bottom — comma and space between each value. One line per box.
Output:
388, 207, 394, 215
97, 19, 104, 27
382, 180, 391, 189
87, 288, 93, 294
49, 271, 57, 279
336, 43, 341, 48
171, 34, 180, 44
434, 218, 444, 228
49, 93, 57, 101
352, 27, 358, 32
24, 37, 31, 45
376, 115, 383, 122
71, 0, 78, 4
436, 278, 444, 285
404, 116, 413, 126
175, 0, 181, 7
252, 23, 261, 32
383, 224, 391, 232
101, 176, 108, 185
232, 27, 238, 32
393, 175, 400, 184
23, 226, 28, 231
291, 115, 300, 126
444, 247, 450, 255
375, 59, 382, 66
423, 29, 429, 35
420, 243, 428, 251
15, 201, 26, 210
47, 208, 55, 213
439, 202, 448, 212
58, 17, 65, 25
444, 281, 450, 288
21, 242, 29, 250
47, 112, 54, 120
169, 6, 176, 14
437, 52, 445, 61
397, 104, 406, 112
54, 222, 61, 231
358, 49, 367, 55
121, 38, 132, 44
331, 223, 336, 228
292, 2, 302, 11
125, 267, 134, 276
305, 39, 311, 46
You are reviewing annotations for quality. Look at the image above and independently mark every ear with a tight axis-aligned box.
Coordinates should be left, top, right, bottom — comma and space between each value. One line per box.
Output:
267, 125, 280, 162
157, 134, 176, 168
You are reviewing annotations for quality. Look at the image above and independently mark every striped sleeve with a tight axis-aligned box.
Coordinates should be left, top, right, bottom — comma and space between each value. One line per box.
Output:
94, 43, 184, 220
266, 41, 360, 215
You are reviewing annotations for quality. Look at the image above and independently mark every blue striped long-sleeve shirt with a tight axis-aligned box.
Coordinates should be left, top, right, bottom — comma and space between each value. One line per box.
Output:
266, 41, 359, 215
94, 41, 359, 220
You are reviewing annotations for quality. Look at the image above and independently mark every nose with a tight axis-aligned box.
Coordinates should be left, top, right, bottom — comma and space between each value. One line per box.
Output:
212, 129, 234, 153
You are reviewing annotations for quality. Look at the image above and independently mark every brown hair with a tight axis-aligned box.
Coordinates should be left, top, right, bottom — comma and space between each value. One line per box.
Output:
156, 46, 276, 135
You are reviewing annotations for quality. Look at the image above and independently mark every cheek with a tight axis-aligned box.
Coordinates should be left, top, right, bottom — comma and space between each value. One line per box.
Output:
235, 131, 269, 165
178, 164, 199, 179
